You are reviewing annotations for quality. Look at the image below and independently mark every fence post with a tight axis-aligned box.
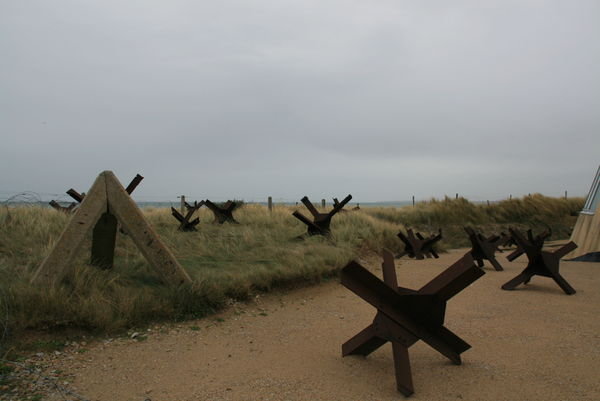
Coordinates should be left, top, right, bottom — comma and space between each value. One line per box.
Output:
565, 190, 567, 200
180, 195, 185, 214
321, 199, 326, 208
412, 195, 415, 207
268, 196, 273, 212
456, 193, 458, 199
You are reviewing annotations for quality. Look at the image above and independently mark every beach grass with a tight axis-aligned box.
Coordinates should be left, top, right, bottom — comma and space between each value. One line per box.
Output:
0, 194, 583, 344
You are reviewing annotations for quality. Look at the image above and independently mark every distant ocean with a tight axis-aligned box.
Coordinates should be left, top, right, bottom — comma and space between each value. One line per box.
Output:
135, 200, 415, 208
2, 200, 416, 208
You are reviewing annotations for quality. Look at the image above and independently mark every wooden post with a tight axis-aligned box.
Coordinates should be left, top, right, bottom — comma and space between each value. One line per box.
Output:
487, 200, 490, 206
455, 193, 458, 199
565, 190, 567, 199
321, 199, 326, 208
510, 194, 512, 200
180, 195, 185, 214
268, 196, 273, 212
412, 196, 415, 207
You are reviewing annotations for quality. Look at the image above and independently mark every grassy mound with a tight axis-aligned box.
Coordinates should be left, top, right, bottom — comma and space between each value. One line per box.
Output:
365, 194, 583, 248
0, 194, 582, 342
0, 204, 398, 337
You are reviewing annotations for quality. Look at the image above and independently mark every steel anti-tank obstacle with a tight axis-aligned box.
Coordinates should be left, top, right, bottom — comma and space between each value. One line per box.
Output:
333, 197, 360, 212
397, 228, 442, 259
496, 231, 517, 250
502, 228, 577, 295
486, 231, 514, 254
506, 229, 551, 262
293, 194, 352, 236
49, 200, 77, 213
204, 200, 240, 224
341, 250, 485, 396
171, 200, 204, 231
464, 226, 504, 271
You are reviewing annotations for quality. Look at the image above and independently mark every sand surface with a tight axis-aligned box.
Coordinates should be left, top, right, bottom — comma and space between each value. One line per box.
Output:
40, 248, 599, 401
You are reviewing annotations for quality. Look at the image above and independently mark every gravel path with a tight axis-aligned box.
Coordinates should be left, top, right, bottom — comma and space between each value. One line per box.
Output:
10, 248, 600, 401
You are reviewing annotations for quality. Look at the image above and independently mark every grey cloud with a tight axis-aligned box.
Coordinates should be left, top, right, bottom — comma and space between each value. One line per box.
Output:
1, 1, 599, 202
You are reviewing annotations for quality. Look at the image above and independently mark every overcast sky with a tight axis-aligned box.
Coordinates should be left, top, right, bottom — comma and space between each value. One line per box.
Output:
1, 1, 599, 203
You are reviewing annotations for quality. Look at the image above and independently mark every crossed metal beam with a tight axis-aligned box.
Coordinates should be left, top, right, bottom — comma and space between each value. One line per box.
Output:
171, 200, 205, 231
397, 228, 442, 259
48, 200, 77, 213
333, 197, 360, 212
341, 250, 485, 396
497, 231, 517, 250
464, 226, 504, 271
506, 229, 551, 262
502, 228, 577, 295
204, 200, 239, 224
293, 194, 352, 236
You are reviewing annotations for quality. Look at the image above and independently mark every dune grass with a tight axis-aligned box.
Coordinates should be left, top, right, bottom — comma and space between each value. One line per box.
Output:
364, 194, 583, 248
0, 194, 583, 346
0, 204, 399, 338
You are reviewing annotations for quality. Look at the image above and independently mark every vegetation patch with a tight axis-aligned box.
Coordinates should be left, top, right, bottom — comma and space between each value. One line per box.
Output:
0, 195, 583, 349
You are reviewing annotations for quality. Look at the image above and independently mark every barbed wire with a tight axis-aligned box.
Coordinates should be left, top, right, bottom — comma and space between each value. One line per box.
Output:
0, 189, 562, 207
1, 192, 45, 223
1, 191, 44, 206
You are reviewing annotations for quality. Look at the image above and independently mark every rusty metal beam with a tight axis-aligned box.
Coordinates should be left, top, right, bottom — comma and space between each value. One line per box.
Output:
171, 204, 201, 232
397, 228, 442, 260
502, 228, 577, 295
124, 174, 144, 194
293, 194, 352, 237
204, 199, 239, 224
506, 229, 551, 262
49, 200, 77, 213
464, 227, 504, 271
341, 250, 484, 395
66, 188, 85, 203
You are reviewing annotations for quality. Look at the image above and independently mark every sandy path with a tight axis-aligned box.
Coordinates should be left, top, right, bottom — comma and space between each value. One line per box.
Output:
47, 249, 599, 401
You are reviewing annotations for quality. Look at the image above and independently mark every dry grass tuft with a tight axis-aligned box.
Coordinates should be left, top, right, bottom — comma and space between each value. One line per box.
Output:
0, 194, 583, 343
